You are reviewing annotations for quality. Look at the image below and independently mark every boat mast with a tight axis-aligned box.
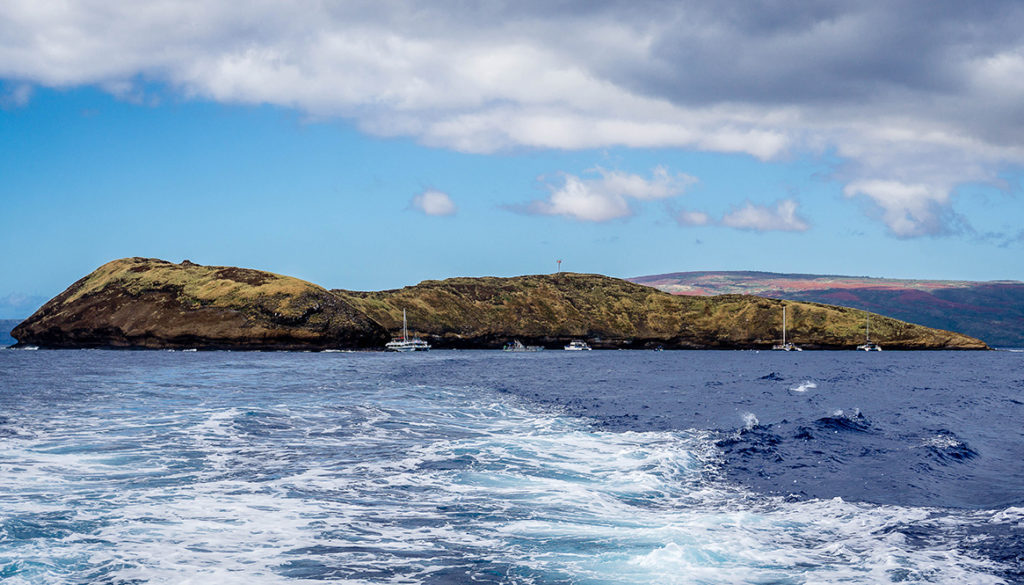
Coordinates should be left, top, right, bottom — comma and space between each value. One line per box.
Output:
865, 314, 870, 343
782, 305, 787, 345
402, 309, 408, 342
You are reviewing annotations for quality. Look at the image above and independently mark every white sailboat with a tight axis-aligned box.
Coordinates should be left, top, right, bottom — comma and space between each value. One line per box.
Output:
857, 314, 882, 351
772, 305, 802, 351
384, 309, 431, 352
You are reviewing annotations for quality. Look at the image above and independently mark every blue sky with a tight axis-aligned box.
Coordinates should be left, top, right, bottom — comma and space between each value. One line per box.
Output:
2, 2, 1023, 317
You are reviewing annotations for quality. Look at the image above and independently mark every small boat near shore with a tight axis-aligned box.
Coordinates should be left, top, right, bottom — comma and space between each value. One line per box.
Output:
772, 305, 802, 351
503, 339, 543, 352
857, 314, 882, 351
385, 309, 431, 352
564, 340, 592, 351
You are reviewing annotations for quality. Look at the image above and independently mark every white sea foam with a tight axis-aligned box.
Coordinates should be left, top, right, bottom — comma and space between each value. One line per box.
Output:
921, 434, 964, 449
741, 412, 759, 430
790, 380, 817, 393
0, 376, 1013, 584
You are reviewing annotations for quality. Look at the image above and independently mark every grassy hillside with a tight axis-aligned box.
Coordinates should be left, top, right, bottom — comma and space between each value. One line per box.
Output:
13, 258, 387, 349
335, 273, 986, 350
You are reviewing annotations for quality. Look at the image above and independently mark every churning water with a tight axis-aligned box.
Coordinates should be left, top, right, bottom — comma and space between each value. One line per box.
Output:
1, 349, 1022, 584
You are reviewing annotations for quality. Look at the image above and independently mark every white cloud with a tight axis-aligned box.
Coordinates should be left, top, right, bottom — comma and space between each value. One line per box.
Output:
411, 189, 457, 216
2, 2, 1024, 236
523, 167, 696, 222
675, 209, 711, 226
842, 180, 949, 237
720, 199, 810, 232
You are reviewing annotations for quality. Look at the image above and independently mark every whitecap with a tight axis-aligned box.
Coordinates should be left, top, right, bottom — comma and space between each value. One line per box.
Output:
921, 434, 964, 449
741, 412, 759, 430
790, 380, 817, 393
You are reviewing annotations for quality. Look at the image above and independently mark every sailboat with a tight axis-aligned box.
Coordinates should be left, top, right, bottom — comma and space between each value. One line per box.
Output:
856, 314, 882, 351
772, 305, 802, 351
384, 309, 431, 352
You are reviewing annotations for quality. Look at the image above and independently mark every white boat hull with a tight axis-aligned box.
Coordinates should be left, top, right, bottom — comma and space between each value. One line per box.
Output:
385, 309, 431, 351
385, 341, 430, 352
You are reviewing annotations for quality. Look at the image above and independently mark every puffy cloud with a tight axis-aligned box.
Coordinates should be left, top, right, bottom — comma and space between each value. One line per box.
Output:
522, 167, 696, 222
720, 200, 810, 232
842, 180, 948, 237
2, 1, 1024, 234
411, 189, 457, 216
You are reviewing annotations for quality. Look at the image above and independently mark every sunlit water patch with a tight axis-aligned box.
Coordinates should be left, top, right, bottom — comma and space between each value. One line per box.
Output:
0, 351, 1020, 583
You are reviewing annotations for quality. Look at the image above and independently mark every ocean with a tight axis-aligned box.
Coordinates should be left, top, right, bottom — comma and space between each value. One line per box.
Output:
1, 349, 1022, 584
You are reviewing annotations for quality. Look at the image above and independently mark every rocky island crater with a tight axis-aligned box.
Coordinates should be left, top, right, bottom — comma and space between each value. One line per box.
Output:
11, 258, 989, 351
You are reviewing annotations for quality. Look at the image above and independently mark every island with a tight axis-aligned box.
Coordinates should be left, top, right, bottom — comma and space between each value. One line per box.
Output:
11, 257, 989, 351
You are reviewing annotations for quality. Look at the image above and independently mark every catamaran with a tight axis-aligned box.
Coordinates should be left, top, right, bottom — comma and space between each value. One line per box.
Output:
857, 314, 882, 351
772, 305, 802, 351
384, 309, 431, 352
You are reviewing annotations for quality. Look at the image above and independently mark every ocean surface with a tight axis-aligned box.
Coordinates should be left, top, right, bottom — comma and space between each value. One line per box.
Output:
1, 348, 1023, 584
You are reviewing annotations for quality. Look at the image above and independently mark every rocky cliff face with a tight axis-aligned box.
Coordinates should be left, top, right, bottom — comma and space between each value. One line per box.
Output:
12, 258, 388, 350
12, 259, 989, 350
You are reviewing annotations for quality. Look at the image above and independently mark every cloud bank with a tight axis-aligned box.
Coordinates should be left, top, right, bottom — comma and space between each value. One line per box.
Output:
3, 1, 1024, 235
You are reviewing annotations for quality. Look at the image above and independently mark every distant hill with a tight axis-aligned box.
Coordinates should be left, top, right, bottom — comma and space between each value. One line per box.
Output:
629, 271, 1024, 347
1, 319, 19, 347
0, 293, 47, 320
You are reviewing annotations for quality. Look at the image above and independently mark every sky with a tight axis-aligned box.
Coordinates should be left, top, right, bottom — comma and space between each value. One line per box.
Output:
2, 1, 1024, 317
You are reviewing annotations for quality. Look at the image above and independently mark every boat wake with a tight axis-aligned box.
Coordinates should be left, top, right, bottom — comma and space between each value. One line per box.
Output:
1, 351, 1021, 583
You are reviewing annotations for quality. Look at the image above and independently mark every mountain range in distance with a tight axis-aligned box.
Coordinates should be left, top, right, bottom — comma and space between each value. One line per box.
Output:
629, 271, 1024, 348
0, 319, 18, 346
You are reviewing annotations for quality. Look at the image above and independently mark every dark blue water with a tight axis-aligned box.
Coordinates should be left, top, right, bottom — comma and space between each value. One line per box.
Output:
1, 349, 1022, 584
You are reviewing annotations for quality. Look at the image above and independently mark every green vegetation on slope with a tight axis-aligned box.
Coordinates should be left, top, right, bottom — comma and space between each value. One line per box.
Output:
13, 258, 387, 349
12, 260, 987, 350
335, 273, 987, 350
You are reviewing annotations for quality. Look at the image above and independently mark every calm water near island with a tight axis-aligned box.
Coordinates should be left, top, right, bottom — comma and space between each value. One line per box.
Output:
1, 349, 1023, 584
